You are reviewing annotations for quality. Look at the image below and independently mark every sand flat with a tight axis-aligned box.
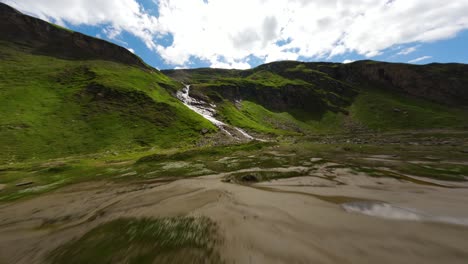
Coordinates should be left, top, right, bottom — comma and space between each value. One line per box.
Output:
0, 172, 468, 263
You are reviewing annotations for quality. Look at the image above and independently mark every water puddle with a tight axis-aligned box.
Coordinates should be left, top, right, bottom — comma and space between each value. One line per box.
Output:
342, 201, 468, 226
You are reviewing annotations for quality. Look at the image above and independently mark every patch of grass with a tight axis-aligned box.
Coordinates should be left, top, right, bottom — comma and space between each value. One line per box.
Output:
137, 141, 270, 164
219, 101, 291, 135
285, 63, 327, 76
49, 217, 223, 264
398, 163, 467, 182
245, 69, 310, 88
0, 159, 126, 201
350, 88, 468, 130
0, 142, 275, 201
218, 100, 346, 136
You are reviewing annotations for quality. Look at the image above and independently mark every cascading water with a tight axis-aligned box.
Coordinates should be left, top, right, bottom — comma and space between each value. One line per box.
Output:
176, 84, 255, 140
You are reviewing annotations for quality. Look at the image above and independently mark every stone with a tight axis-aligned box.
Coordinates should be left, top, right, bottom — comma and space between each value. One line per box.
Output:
240, 174, 258, 183
15, 181, 33, 187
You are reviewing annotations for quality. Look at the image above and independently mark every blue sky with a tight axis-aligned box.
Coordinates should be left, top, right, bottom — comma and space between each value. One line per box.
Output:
4, 0, 468, 69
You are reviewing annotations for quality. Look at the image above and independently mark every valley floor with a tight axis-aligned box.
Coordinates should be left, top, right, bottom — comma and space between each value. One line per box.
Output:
0, 131, 468, 263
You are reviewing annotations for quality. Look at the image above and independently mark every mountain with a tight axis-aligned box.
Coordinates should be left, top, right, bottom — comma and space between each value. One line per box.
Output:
1, 2, 467, 163
163, 60, 468, 136
0, 3, 148, 69
0, 3, 215, 162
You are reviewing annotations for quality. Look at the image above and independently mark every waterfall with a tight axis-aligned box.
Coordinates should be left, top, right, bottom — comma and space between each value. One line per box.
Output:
176, 84, 256, 140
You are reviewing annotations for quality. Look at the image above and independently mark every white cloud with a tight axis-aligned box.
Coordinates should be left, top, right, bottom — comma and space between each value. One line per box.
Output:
343, 59, 355, 64
408, 56, 432, 64
210, 59, 251, 70
397, 45, 419, 56
155, 0, 468, 68
127, 48, 135, 53
5, 0, 468, 69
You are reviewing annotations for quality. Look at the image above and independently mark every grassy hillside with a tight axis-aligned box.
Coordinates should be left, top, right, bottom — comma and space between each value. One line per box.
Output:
164, 62, 468, 137
350, 87, 468, 131
0, 43, 215, 163
218, 101, 346, 136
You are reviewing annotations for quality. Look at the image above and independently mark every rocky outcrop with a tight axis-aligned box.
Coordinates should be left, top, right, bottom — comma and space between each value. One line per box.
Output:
197, 83, 331, 114
255, 60, 468, 107
314, 61, 468, 106
0, 3, 150, 70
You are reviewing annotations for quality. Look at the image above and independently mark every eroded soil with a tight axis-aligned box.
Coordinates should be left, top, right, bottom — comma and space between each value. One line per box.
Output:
1, 132, 468, 263
1, 162, 468, 263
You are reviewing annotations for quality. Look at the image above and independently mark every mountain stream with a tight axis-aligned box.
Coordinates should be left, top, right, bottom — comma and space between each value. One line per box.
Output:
176, 85, 255, 140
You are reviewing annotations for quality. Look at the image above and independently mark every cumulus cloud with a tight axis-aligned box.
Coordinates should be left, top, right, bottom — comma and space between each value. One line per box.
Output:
408, 56, 432, 64
156, 0, 468, 68
4, 0, 468, 68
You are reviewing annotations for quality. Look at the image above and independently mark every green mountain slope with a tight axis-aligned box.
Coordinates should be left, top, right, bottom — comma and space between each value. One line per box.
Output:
0, 4, 214, 162
163, 61, 468, 136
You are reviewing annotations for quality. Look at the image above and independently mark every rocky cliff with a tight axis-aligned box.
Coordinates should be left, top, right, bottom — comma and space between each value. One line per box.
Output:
308, 61, 468, 106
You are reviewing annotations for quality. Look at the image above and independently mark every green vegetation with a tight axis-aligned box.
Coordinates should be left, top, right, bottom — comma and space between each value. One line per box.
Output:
0, 158, 127, 201
285, 63, 328, 76
165, 60, 468, 136
137, 141, 269, 163
49, 217, 222, 264
245, 69, 310, 87
218, 100, 345, 135
350, 88, 468, 130
162, 68, 309, 89
0, 43, 215, 163
1, 131, 467, 202
0, 142, 271, 201
218, 101, 295, 135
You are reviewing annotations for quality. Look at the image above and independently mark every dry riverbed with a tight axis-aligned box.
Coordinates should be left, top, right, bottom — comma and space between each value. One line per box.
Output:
1, 162, 468, 263
1, 133, 468, 263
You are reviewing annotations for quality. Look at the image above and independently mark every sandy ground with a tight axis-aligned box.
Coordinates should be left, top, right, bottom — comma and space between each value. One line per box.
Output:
1, 171, 468, 264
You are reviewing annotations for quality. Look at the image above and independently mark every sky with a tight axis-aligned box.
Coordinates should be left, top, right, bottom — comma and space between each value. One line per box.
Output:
3, 0, 468, 70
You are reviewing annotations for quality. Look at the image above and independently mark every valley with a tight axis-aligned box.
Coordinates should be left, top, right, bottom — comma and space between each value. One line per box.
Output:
1, 133, 468, 263
1, 2, 468, 263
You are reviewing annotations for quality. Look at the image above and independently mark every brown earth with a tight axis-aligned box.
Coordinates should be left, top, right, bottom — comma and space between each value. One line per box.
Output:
1, 168, 468, 264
